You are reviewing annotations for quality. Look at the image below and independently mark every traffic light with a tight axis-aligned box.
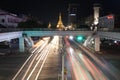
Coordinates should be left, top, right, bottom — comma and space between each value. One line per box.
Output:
75, 35, 85, 42
77, 36, 83, 41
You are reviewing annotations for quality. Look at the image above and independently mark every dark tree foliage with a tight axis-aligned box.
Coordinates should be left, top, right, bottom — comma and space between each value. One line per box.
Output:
51, 25, 57, 29
18, 20, 47, 28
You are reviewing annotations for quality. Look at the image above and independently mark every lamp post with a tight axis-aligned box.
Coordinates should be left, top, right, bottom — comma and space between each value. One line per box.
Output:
59, 36, 65, 80
61, 52, 64, 80
59, 36, 67, 80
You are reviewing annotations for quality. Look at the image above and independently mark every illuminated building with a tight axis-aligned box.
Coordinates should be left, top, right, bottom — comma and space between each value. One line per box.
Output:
68, 3, 79, 29
0, 9, 24, 28
93, 4, 100, 25
98, 14, 120, 30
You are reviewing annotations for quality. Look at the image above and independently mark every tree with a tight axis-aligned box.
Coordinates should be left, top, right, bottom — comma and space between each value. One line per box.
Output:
18, 20, 47, 28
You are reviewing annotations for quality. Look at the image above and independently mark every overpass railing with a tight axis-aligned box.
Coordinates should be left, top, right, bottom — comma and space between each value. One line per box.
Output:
98, 28, 120, 32
1, 28, 120, 33
0, 28, 91, 32
0, 28, 23, 33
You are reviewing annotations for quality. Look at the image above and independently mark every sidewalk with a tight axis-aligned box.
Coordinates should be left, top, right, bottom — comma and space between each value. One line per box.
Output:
86, 45, 120, 71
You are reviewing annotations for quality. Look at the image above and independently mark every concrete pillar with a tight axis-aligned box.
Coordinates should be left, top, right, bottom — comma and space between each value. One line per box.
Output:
95, 35, 100, 51
19, 37, 24, 52
28, 37, 34, 47
83, 36, 92, 46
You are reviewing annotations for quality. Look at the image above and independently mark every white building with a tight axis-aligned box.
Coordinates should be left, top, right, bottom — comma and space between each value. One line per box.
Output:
0, 9, 24, 28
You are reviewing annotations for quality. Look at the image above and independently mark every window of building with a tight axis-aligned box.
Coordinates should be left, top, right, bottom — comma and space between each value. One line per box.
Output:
1, 19, 5, 23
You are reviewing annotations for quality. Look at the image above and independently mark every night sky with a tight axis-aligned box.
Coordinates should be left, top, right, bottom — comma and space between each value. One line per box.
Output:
0, 0, 120, 25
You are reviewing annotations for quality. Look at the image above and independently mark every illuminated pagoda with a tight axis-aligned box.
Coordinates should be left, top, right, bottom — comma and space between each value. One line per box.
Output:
48, 22, 51, 29
56, 13, 65, 30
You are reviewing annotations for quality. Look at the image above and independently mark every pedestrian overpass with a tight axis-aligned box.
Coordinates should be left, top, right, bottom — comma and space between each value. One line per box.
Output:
0, 29, 120, 52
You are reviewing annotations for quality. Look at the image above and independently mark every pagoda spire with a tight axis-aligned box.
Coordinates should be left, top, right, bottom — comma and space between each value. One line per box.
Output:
56, 13, 64, 30
59, 13, 62, 21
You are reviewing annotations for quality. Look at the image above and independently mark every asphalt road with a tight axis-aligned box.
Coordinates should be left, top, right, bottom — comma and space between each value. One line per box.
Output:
0, 52, 30, 80
0, 38, 120, 80
100, 45, 120, 71
11, 36, 62, 80
64, 38, 120, 80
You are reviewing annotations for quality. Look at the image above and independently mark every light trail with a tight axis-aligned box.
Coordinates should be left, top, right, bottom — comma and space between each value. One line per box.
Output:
13, 36, 61, 80
65, 38, 108, 80
26, 44, 51, 80
12, 53, 34, 80
35, 41, 49, 60
26, 36, 59, 80
12, 38, 50, 80
74, 41, 118, 79
31, 40, 48, 54
35, 44, 53, 80
35, 36, 59, 80
77, 50, 107, 80
21, 40, 49, 80
67, 47, 92, 80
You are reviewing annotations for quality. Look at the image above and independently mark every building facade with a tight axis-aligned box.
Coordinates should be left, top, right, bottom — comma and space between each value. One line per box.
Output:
98, 14, 120, 30
98, 14, 114, 29
68, 3, 79, 29
0, 9, 24, 28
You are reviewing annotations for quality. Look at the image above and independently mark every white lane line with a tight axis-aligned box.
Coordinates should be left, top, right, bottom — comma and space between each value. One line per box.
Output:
35, 44, 52, 80
26, 44, 51, 80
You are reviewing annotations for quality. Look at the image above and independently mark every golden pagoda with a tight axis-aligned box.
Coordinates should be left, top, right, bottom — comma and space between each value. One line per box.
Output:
48, 22, 51, 29
56, 13, 64, 30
